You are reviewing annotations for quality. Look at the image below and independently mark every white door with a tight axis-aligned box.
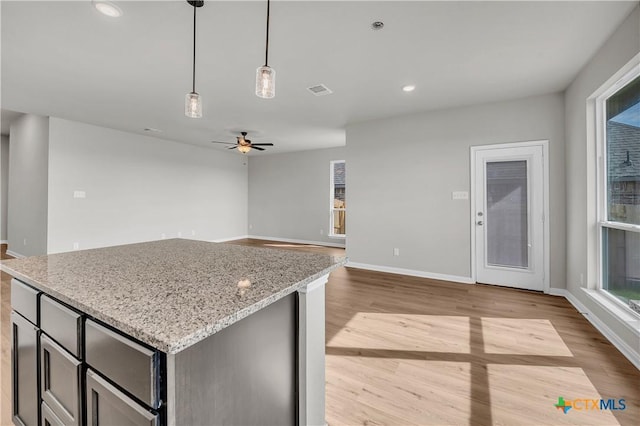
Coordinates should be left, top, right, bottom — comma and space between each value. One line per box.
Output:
473, 144, 545, 291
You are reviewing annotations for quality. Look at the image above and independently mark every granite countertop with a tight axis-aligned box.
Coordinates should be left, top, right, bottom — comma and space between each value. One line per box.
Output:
1, 239, 345, 354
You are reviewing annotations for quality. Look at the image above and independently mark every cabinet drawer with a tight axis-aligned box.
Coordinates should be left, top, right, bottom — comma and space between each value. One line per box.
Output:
41, 401, 65, 426
85, 319, 160, 409
40, 334, 82, 426
86, 369, 158, 426
11, 279, 40, 325
41, 295, 83, 358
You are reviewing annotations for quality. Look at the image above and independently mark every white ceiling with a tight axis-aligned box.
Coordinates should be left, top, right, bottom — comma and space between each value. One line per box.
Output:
1, 1, 637, 153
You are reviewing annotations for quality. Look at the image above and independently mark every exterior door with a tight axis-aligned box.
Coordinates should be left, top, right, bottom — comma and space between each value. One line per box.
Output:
473, 144, 545, 291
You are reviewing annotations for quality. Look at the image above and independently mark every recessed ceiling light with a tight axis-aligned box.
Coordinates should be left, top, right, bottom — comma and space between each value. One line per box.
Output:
371, 21, 384, 31
92, 1, 123, 18
402, 85, 416, 92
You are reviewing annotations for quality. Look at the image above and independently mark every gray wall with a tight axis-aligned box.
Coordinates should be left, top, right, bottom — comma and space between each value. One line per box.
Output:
1, 135, 9, 241
346, 93, 566, 285
8, 114, 50, 257
565, 6, 639, 351
248, 147, 346, 246
47, 118, 248, 254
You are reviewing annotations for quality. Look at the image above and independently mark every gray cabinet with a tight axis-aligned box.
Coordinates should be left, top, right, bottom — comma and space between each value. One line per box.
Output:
86, 369, 158, 426
11, 311, 39, 426
11, 278, 161, 426
40, 334, 82, 426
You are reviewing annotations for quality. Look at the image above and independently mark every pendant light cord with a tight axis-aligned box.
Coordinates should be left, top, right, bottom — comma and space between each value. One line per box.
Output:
192, 4, 197, 93
264, 0, 270, 66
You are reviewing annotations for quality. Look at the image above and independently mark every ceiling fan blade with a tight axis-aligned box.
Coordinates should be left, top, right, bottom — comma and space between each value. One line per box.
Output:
249, 143, 274, 146
228, 146, 238, 149
251, 146, 266, 151
211, 141, 235, 145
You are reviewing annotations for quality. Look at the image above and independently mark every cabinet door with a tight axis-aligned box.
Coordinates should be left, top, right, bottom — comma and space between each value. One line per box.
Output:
41, 402, 65, 426
40, 334, 82, 426
86, 369, 157, 426
11, 311, 39, 426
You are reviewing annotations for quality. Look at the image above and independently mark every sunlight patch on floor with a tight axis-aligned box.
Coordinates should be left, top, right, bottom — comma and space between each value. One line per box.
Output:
327, 313, 470, 353
326, 355, 471, 425
264, 243, 323, 248
487, 365, 620, 425
482, 318, 573, 356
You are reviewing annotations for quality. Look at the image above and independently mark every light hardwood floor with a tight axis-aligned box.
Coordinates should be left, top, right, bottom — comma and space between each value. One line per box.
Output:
1, 240, 638, 425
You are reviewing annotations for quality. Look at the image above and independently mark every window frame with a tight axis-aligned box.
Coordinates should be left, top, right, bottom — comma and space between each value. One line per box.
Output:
595, 62, 640, 315
329, 160, 346, 238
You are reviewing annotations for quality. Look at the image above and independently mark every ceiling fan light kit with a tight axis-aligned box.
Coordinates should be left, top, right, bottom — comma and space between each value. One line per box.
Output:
238, 145, 252, 154
211, 131, 275, 154
185, 0, 204, 118
256, 0, 276, 99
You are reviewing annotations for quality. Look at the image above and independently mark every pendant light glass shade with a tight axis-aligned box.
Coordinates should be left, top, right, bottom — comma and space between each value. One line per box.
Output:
238, 145, 252, 154
256, 66, 275, 99
185, 92, 202, 118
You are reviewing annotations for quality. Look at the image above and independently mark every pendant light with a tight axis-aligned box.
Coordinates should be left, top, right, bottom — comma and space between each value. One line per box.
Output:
256, 0, 275, 99
185, 1, 204, 118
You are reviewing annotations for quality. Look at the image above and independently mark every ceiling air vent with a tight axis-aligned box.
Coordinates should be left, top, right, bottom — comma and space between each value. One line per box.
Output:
307, 84, 333, 96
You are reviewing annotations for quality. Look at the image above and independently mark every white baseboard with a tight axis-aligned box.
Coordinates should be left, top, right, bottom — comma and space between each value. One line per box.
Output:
246, 235, 346, 249
346, 262, 475, 284
0, 240, 8, 244
6, 250, 26, 259
211, 235, 250, 243
551, 288, 640, 370
547, 287, 567, 297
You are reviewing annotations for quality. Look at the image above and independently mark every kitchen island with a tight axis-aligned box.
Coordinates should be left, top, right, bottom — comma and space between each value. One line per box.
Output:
1, 239, 345, 426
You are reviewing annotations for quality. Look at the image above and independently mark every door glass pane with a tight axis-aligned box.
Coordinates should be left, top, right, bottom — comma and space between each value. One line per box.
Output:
486, 161, 528, 268
606, 75, 640, 225
602, 227, 640, 305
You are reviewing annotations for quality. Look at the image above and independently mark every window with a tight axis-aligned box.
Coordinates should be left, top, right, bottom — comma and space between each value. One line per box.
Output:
330, 160, 346, 237
598, 67, 640, 313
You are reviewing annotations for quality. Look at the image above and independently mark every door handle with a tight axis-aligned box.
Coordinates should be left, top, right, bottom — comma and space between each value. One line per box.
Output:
477, 221, 483, 226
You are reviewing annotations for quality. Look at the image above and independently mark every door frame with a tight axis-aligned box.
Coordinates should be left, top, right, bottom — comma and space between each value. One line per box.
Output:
470, 140, 550, 293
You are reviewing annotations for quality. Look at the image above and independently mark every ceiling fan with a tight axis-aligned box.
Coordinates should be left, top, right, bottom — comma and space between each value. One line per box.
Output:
211, 131, 274, 153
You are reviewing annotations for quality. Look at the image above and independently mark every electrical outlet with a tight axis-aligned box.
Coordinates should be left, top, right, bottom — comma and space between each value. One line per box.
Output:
393, 248, 400, 256
177, 232, 182, 238
452, 191, 469, 200
191, 230, 196, 236
23, 238, 27, 246
73, 190, 86, 199
161, 233, 166, 240
320, 229, 324, 235
73, 242, 79, 250
249, 224, 253, 230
